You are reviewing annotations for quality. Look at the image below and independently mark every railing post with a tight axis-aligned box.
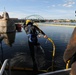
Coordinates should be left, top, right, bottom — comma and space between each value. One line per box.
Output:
0, 59, 8, 75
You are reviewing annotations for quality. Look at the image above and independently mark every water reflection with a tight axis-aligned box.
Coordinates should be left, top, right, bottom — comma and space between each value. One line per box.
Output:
10, 46, 46, 70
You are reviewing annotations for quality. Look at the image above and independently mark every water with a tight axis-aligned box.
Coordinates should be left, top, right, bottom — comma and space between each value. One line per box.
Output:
0, 25, 74, 72
44, 22, 76, 25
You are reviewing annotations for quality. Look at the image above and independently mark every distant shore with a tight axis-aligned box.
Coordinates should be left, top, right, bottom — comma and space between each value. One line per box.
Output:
37, 23, 76, 28
19, 22, 76, 28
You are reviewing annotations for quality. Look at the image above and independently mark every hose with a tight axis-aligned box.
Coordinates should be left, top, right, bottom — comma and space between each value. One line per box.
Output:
46, 38, 56, 71
47, 38, 55, 57
32, 22, 56, 72
66, 60, 70, 69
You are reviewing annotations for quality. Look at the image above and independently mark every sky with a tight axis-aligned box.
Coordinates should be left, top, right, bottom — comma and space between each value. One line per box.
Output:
0, 0, 76, 19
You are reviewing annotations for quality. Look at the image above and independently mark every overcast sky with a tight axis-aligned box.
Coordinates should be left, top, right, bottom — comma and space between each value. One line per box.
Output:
0, 0, 76, 19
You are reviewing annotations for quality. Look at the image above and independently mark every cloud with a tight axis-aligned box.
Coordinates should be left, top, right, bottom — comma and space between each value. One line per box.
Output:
47, 0, 75, 8
63, 3, 72, 7
63, 0, 75, 7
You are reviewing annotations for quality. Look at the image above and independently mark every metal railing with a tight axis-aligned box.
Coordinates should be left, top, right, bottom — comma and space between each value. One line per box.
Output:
0, 59, 9, 75
38, 68, 71, 75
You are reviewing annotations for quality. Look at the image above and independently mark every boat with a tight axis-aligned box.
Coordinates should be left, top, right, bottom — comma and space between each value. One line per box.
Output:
0, 12, 16, 33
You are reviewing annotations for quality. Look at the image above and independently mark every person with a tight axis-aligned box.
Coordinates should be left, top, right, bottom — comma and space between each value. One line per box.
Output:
24, 20, 48, 72
63, 27, 76, 75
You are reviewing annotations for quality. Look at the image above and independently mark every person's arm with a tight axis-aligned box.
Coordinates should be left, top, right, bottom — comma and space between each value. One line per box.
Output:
63, 27, 76, 63
24, 26, 28, 34
34, 25, 48, 39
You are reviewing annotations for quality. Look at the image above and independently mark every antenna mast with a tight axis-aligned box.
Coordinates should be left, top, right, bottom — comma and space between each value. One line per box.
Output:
4, 7, 6, 12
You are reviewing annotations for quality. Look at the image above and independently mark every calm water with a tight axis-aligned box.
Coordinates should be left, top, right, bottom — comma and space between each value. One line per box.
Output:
44, 22, 76, 25
0, 25, 74, 72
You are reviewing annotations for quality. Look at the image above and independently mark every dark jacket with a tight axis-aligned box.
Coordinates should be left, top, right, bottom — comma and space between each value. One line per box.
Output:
24, 22, 45, 43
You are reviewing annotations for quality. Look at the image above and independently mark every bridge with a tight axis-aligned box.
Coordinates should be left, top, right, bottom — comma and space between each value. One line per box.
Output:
25, 15, 44, 20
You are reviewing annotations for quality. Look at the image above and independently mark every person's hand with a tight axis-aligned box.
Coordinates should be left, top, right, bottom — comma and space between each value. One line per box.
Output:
38, 34, 41, 38
44, 35, 48, 39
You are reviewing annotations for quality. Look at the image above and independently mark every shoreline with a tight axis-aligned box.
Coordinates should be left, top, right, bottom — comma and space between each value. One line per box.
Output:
37, 23, 76, 28
20, 22, 76, 28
